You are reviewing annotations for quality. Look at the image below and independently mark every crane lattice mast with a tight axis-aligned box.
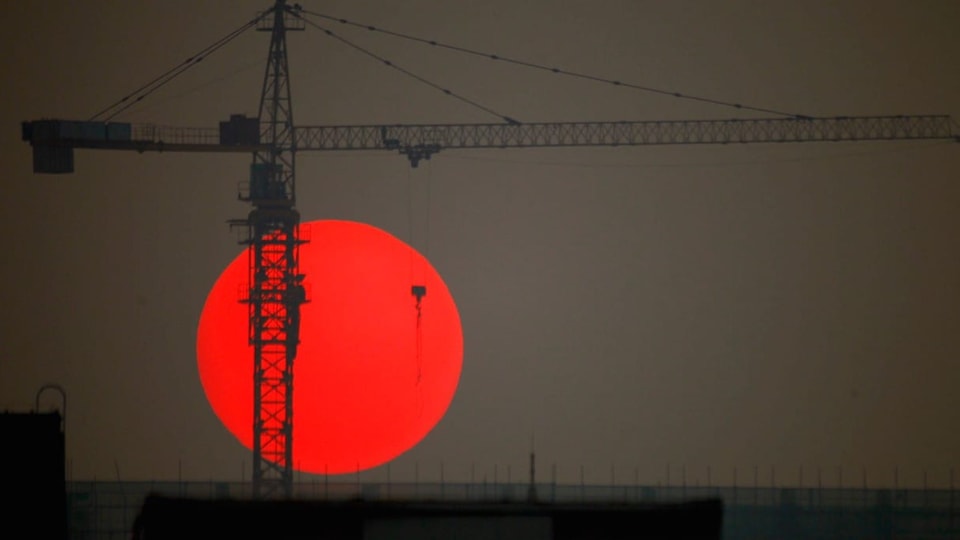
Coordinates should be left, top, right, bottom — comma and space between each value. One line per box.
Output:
231, 0, 306, 500
17, 0, 959, 501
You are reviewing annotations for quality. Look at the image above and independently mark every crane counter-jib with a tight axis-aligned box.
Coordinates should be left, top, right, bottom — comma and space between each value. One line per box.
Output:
20, 114, 959, 173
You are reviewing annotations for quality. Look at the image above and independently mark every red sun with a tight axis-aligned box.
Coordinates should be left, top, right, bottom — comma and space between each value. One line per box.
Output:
196, 219, 463, 474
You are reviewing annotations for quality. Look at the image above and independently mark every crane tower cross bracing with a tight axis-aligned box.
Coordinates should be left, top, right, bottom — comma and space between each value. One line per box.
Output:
18, 0, 959, 499
232, 0, 305, 500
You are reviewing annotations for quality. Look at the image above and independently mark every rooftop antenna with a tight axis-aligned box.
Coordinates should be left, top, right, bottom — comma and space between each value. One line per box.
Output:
35, 383, 66, 433
527, 431, 537, 502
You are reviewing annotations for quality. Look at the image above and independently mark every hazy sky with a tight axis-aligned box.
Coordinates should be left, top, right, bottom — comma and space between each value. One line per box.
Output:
2, 1, 958, 489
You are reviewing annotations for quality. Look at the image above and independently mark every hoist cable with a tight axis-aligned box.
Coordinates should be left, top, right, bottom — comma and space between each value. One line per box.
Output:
415, 302, 424, 384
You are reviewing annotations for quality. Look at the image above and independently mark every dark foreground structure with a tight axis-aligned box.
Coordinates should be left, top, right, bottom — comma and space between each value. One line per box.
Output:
132, 495, 724, 540
2, 411, 67, 540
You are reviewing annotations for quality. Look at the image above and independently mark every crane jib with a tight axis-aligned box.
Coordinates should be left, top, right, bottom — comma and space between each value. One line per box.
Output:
22, 115, 958, 173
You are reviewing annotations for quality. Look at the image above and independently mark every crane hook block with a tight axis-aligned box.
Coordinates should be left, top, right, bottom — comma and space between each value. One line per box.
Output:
411, 285, 427, 302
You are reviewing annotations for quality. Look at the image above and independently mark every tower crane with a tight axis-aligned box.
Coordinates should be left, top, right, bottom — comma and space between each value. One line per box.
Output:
19, 0, 959, 499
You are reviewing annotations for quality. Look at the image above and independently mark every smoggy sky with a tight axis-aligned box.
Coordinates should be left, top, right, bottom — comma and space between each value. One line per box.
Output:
2, 1, 959, 489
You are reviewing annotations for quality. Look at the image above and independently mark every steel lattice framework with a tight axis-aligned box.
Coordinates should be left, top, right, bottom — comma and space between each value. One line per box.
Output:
18, 0, 959, 501
228, 0, 306, 499
23, 115, 956, 166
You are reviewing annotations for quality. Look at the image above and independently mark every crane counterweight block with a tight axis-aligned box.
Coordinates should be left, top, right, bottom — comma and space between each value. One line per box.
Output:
22, 119, 134, 173
30, 145, 74, 174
